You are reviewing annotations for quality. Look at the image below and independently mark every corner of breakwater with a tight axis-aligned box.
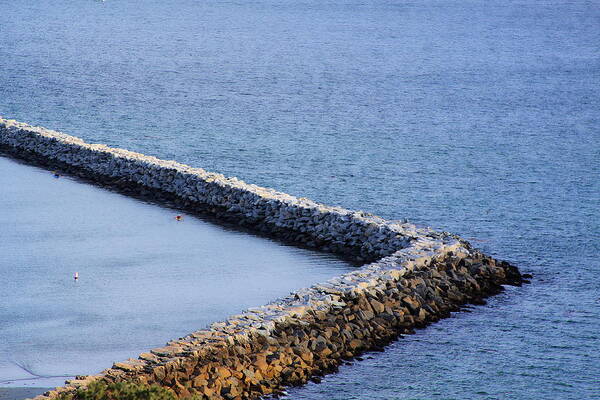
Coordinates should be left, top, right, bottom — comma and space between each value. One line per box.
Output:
43, 244, 522, 400
0, 118, 524, 400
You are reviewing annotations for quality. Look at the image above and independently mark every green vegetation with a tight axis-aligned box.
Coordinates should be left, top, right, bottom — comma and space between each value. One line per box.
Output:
57, 381, 177, 400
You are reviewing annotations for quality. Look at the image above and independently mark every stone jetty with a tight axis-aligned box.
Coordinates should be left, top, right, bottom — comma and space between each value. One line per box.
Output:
0, 118, 523, 400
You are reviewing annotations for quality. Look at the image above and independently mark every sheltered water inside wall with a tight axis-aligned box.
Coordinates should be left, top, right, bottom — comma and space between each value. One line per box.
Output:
0, 156, 354, 396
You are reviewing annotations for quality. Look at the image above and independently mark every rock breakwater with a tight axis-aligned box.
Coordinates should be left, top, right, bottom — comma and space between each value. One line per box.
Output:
0, 118, 523, 400
0, 118, 426, 261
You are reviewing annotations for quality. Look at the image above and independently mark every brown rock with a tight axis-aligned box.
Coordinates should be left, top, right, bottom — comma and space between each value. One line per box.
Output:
370, 299, 385, 313
319, 347, 333, 357
402, 296, 421, 313
253, 354, 269, 372
153, 366, 166, 381
214, 366, 232, 379
192, 375, 208, 388
300, 351, 313, 362
349, 339, 362, 350
172, 380, 190, 398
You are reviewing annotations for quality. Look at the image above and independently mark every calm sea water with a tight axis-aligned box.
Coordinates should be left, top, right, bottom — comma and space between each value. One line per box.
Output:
0, 156, 352, 394
1, 0, 598, 399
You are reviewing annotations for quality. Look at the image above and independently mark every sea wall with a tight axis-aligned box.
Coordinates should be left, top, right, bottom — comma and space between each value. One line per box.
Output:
0, 118, 523, 400
0, 118, 449, 262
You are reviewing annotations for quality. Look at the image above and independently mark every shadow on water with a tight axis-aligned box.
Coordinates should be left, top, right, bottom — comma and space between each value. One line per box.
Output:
0, 149, 363, 266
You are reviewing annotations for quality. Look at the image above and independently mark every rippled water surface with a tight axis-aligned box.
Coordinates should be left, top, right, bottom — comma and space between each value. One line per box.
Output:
1, 0, 599, 399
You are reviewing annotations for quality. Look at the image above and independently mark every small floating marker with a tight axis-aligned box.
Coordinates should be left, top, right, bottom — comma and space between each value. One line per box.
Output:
53, 171, 60, 178
74, 272, 79, 281
175, 215, 183, 221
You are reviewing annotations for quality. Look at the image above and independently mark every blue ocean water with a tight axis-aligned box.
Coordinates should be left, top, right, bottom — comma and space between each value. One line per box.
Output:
1, 0, 598, 399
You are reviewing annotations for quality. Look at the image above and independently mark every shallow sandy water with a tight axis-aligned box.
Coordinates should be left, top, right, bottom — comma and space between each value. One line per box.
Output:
0, 155, 354, 396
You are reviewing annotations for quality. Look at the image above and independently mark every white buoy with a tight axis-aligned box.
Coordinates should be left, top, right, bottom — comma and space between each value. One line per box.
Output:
74, 272, 79, 281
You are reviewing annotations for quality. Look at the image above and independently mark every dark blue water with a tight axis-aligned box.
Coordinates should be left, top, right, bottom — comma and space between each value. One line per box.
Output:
1, 0, 598, 399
